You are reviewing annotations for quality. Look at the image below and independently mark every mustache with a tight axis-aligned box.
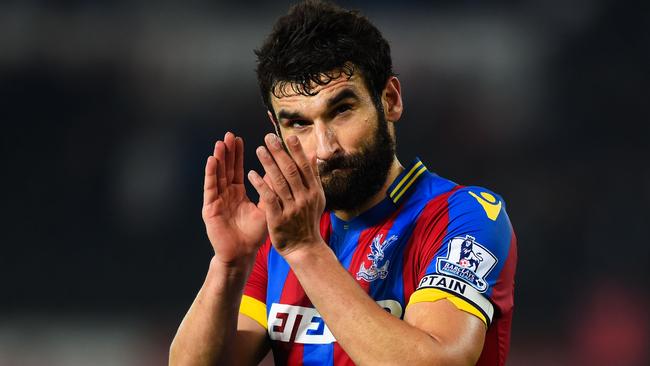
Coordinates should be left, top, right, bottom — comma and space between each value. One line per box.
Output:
318, 153, 363, 174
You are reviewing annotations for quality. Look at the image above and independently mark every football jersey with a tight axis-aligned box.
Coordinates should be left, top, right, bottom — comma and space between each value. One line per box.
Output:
240, 158, 517, 365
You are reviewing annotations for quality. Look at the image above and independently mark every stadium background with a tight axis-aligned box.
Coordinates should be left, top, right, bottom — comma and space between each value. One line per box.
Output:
1, 0, 648, 365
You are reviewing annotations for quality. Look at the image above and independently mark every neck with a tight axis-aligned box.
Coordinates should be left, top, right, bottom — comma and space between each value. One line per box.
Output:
333, 156, 404, 221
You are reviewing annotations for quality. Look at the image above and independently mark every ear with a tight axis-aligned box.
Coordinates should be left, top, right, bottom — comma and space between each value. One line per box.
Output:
381, 76, 403, 123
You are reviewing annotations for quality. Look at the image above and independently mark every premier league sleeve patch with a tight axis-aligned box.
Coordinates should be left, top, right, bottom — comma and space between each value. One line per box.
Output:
436, 235, 498, 293
412, 235, 499, 324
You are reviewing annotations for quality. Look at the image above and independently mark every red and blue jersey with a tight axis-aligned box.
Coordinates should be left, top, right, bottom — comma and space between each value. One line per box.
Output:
240, 158, 517, 365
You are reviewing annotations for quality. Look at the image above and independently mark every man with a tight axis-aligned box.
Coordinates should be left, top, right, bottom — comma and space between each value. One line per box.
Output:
170, 1, 517, 365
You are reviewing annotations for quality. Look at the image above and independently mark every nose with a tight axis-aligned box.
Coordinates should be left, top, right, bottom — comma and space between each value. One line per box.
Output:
314, 122, 341, 161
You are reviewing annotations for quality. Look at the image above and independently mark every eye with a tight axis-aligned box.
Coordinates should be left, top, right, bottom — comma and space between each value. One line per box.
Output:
289, 120, 310, 129
334, 104, 352, 115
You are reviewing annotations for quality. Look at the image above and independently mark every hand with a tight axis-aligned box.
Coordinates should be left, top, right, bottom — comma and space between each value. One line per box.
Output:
202, 132, 268, 267
247, 133, 326, 257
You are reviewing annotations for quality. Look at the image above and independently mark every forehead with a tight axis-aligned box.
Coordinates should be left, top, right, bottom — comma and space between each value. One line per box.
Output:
270, 74, 371, 115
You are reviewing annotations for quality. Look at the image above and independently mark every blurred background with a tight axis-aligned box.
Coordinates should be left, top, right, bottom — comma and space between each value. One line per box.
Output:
1, 0, 649, 365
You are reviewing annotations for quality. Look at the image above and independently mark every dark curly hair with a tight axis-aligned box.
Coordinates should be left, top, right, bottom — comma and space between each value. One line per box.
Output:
255, 0, 394, 117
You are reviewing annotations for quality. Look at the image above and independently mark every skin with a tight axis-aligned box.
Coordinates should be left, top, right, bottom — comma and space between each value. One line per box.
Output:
169, 74, 486, 366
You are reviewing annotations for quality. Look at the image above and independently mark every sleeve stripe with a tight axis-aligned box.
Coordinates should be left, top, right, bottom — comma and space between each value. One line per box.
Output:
413, 273, 495, 325
407, 288, 488, 326
239, 295, 268, 330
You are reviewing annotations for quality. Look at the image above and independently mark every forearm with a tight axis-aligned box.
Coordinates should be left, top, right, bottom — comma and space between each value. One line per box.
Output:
170, 256, 252, 366
285, 243, 466, 366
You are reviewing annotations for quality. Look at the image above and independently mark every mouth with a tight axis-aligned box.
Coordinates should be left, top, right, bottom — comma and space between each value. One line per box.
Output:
322, 167, 353, 176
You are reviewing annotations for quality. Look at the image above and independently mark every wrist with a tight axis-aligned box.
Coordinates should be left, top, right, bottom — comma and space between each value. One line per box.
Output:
210, 250, 257, 270
207, 255, 254, 293
281, 239, 331, 266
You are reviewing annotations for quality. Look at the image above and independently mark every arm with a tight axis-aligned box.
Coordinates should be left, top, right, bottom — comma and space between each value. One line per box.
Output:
170, 132, 270, 366
284, 244, 485, 366
248, 133, 486, 365
170, 258, 269, 366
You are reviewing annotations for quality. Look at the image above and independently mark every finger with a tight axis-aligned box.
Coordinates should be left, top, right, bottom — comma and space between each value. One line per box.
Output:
248, 170, 282, 217
264, 133, 306, 192
256, 145, 294, 203
311, 155, 322, 188
263, 174, 275, 192
212, 139, 219, 157
233, 136, 244, 184
215, 141, 228, 193
203, 156, 218, 205
284, 135, 317, 188
224, 132, 236, 184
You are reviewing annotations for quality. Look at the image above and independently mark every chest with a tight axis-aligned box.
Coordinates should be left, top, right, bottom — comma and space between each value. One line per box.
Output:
264, 213, 425, 328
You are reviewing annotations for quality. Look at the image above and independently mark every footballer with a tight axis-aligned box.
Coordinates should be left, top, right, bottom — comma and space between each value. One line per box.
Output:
170, 1, 517, 365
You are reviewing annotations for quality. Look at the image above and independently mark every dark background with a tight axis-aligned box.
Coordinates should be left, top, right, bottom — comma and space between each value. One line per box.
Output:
1, 1, 649, 365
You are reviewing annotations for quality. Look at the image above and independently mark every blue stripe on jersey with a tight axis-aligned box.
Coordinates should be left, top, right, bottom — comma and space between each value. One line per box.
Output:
267, 247, 291, 313
303, 343, 333, 366
338, 229, 362, 271
329, 212, 364, 271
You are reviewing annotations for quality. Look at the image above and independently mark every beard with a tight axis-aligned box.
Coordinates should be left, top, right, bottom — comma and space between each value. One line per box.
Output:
318, 113, 395, 212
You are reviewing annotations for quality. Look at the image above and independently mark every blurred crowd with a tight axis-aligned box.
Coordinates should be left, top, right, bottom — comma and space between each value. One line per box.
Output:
1, 1, 648, 365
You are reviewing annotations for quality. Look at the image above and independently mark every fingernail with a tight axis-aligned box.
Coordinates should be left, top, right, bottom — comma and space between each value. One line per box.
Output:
248, 170, 259, 182
266, 134, 281, 150
256, 146, 269, 158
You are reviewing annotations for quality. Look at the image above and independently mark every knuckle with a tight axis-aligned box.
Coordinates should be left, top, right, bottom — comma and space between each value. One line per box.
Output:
263, 191, 277, 203
285, 163, 300, 178
300, 162, 312, 173
273, 175, 288, 188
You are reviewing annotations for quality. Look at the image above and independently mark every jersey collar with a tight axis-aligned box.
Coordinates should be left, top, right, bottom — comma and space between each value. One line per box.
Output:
329, 157, 431, 231
386, 157, 430, 205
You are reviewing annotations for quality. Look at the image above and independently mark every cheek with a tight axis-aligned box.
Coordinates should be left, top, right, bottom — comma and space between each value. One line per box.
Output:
340, 118, 372, 151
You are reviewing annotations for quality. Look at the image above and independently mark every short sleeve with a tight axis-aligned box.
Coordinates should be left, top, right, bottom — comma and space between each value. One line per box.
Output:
407, 187, 516, 326
239, 238, 271, 329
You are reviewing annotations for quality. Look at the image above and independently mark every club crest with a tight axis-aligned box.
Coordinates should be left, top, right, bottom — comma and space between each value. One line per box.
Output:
436, 235, 497, 292
356, 234, 398, 282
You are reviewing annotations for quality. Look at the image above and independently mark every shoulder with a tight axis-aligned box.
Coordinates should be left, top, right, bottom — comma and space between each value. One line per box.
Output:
446, 185, 511, 232
412, 181, 514, 255
446, 186, 509, 223
413, 180, 510, 224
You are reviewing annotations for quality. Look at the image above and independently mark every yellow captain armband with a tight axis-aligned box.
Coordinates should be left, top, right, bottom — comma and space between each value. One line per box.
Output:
239, 295, 268, 330
407, 288, 489, 326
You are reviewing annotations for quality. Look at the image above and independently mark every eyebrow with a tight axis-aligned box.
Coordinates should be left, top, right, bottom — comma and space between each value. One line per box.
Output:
326, 88, 360, 107
277, 109, 304, 121
276, 88, 361, 121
